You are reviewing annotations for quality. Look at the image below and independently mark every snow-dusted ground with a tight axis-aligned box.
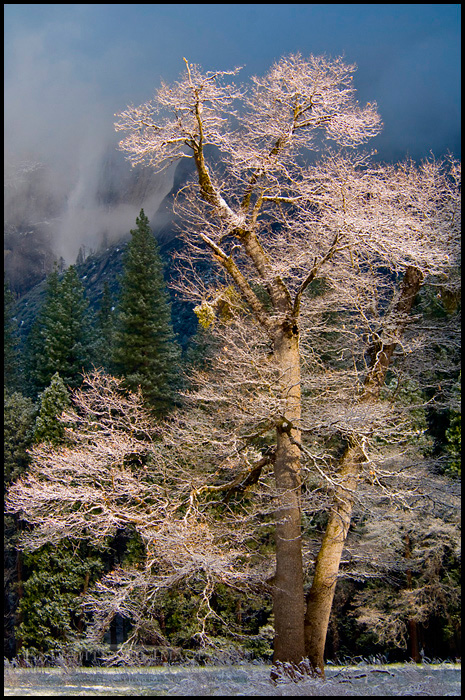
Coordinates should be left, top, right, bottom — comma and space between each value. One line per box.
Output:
4, 662, 461, 696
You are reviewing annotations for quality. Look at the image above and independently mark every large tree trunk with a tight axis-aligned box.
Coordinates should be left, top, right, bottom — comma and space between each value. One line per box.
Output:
271, 326, 306, 666
304, 266, 424, 677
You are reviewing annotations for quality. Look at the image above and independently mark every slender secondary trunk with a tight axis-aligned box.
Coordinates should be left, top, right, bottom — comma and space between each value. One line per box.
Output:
304, 266, 424, 677
271, 326, 306, 665
304, 444, 363, 674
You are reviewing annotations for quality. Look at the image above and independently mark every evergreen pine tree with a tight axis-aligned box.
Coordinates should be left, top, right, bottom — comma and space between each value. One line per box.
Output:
16, 542, 103, 658
4, 389, 37, 658
4, 390, 37, 485
112, 209, 181, 414
33, 372, 70, 446
25, 265, 60, 395
27, 264, 92, 394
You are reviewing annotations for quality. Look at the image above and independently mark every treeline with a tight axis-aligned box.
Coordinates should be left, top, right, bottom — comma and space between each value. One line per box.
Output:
4, 210, 184, 660
4, 209, 461, 665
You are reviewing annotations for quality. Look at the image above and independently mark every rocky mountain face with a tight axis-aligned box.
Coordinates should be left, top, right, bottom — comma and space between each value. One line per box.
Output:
4, 148, 181, 298
4, 160, 60, 296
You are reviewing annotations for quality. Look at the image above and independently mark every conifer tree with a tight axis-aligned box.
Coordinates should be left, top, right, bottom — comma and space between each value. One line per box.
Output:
4, 391, 37, 486
4, 282, 36, 656
112, 209, 181, 414
27, 264, 92, 395
33, 372, 70, 446
16, 542, 103, 658
4, 389, 37, 657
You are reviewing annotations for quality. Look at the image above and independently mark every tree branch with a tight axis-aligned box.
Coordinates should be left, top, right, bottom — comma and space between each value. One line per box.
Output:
197, 232, 275, 334
190, 450, 275, 505
363, 266, 424, 400
293, 231, 340, 318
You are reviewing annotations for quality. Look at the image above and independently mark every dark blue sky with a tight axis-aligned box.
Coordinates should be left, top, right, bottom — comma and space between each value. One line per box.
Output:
4, 4, 460, 259
5, 4, 460, 163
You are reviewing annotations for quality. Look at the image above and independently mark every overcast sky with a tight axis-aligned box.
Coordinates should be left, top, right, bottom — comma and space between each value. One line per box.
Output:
4, 4, 461, 259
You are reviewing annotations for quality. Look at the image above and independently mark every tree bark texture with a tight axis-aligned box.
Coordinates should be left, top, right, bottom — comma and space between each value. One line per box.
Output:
304, 266, 424, 676
271, 326, 306, 664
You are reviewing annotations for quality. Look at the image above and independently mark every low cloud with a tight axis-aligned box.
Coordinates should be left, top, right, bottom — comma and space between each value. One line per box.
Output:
4, 16, 174, 265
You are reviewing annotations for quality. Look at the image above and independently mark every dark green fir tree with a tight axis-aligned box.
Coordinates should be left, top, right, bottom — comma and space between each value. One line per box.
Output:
112, 209, 181, 415
4, 391, 37, 486
4, 278, 36, 656
16, 542, 104, 658
33, 372, 70, 446
27, 264, 93, 395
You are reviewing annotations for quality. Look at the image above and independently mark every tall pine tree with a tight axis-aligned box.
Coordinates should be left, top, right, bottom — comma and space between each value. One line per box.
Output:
27, 264, 92, 395
4, 389, 37, 658
33, 372, 70, 446
112, 209, 180, 414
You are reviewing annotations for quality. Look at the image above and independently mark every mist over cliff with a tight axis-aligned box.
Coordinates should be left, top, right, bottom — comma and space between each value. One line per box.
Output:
3, 9, 177, 296
4, 147, 176, 296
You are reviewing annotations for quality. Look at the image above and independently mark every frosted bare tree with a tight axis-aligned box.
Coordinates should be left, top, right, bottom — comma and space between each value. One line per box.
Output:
114, 55, 459, 672
114, 54, 385, 668
5, 370, 285, 662
7, 55, 460, 674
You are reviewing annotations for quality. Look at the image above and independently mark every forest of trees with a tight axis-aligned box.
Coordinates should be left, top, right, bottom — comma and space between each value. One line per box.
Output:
4, 54, 461, 676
